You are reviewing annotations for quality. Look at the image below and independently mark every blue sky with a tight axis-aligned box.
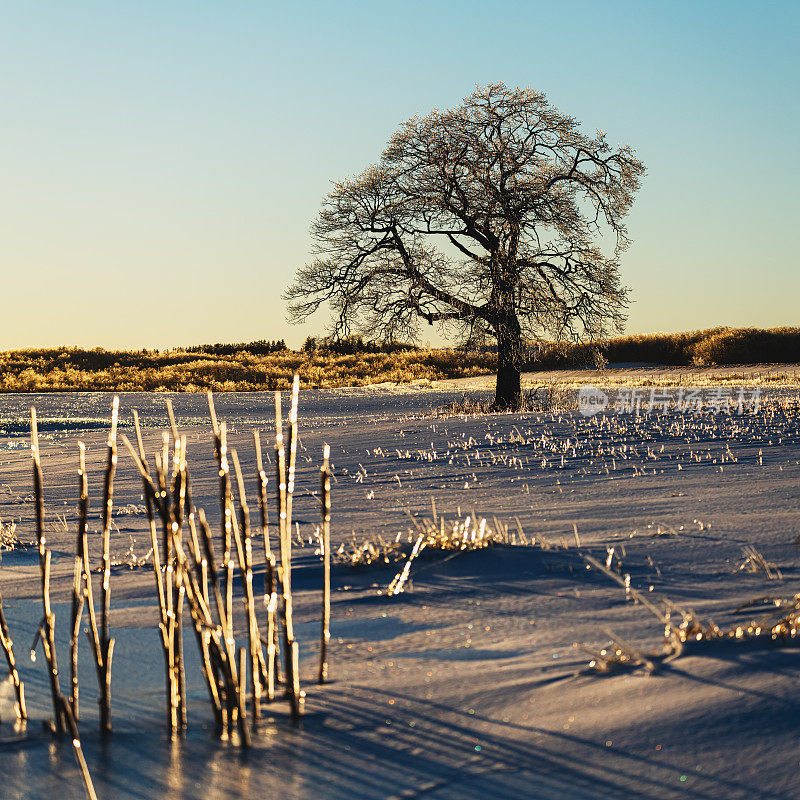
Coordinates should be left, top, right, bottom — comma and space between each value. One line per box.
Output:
1, 1, 797, 349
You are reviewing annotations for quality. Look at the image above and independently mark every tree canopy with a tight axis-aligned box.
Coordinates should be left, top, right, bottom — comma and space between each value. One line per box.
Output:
286, 83, 645, 408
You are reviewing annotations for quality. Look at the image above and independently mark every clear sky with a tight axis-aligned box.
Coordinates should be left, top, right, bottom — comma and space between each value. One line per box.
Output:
1, 0, 797, 350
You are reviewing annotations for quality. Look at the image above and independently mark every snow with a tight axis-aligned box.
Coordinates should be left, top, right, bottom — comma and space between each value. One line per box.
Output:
1, 382, 800, 798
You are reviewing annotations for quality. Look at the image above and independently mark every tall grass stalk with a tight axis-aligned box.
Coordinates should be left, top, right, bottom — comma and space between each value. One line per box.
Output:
275, 379, 303, 718
318, 443, 331, 684
31, 407, 65, 734
69, 445, 90, 720
231, 449, 266, 727
254, 430, 278, 699
127, 412, 181, 735
79, 399, 119, 736
97, 395, 119, 734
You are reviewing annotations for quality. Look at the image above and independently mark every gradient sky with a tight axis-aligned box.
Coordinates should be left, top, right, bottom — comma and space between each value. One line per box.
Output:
1, 1, 797, 350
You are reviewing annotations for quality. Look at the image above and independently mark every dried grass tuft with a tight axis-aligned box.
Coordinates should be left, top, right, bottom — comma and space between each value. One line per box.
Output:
436, 384, 577, 416
736, 545, 782, 580
0, 517, 21, 552
581, 549, 800, 676
337, 510, 536, 595
110, 536, 154, 570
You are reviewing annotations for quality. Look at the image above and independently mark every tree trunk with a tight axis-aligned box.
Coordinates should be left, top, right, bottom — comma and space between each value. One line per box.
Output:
493, 316, 522, 411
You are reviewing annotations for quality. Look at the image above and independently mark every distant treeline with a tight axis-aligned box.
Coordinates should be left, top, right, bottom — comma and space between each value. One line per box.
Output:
0, 327, 797, 392
302, 336, 419, 355
184, 339, 288, 356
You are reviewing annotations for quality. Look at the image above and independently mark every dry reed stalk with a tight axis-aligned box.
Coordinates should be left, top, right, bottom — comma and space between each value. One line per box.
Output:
196, 511, 228, 662
602, 628, 655, 673
181, 454, 224, 732
169, 444, 225, 736
231, 450, 265, 727
181, 515, 224, 732
31, 545, 99, 798
123, 432, 239, 740
197, 508, 247, 742
209, 419, 240, 733
219, 426, 235, 654
69, 554, 84, 719
737, 544, 782, 580
31, 407, 65, 734
127, 427, 187, 735
582, 553, 669, 628
318, 443, 331, 684
285, 375, 300, 554
170, 435, 189, 731
187, 503, 209, 609
286, 377, 304, 714
79, 462, 105, 731
0, 586, 27, 721
59, 695, 99, 800
126, 416, 179, 735
165, 398, 180, 443
179, 400, 250, 747
388, 534, 426, 596
69, 452, 89, 720
275, 386, 303, 718
154, 442, 184, 734
128, 430, 209, 730
254, 430, 278, 699
202, 397, 253, 742
38, 552, 61, 725
83, 396, 119, 735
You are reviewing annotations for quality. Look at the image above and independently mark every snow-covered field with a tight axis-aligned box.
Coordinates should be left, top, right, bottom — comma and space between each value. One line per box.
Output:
1, 381, 800, 799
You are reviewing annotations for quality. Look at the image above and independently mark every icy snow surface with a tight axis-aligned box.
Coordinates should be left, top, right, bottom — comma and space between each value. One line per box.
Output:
1, 385, 799, 799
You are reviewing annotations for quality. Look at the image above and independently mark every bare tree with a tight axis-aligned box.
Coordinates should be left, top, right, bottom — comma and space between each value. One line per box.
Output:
286, 83, 644, 409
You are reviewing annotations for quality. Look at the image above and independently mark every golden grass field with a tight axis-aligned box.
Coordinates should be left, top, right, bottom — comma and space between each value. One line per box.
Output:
0, 326, 797, 392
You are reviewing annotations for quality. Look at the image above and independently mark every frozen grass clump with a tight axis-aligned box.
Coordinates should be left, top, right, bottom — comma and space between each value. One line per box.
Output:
581, 553, 800, 676
337, 508, 537, 595
435, 394, 494, 416
338, 511, 532, 566
0, 517, 21, 552
735, 545, 782, 580
436, 384, 577, 416
110, 536, 154, 570
523, 383, 577, 412
335, 532, 409, 568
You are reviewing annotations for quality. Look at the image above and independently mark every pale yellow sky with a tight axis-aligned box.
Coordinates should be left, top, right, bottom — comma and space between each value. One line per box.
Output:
2, 1, 797, 350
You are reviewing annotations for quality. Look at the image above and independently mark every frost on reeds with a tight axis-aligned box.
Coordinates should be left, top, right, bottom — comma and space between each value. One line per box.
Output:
338, 508, 536, 596
581, 551, 800, 676
87, 395, 118, 735
0, 374, 333, 800
27, 406, 100, 800
735, 544, 782, 580
436, 394, 494, 416
318, 443, 331, 684
274, 376, 305, 718
119, 381, 314, 739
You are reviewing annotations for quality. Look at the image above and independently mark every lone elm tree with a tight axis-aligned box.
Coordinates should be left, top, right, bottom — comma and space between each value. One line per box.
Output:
286, 84, 644, 409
